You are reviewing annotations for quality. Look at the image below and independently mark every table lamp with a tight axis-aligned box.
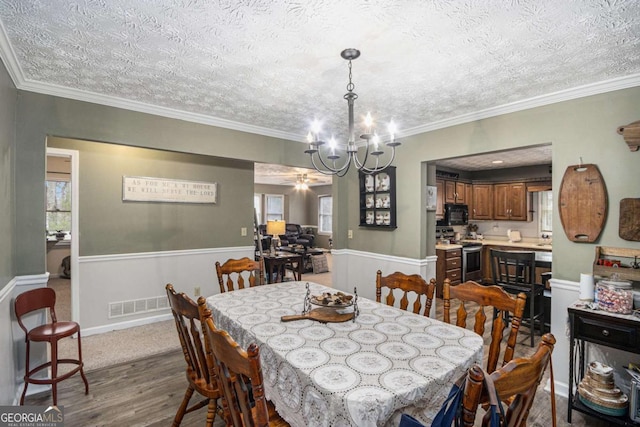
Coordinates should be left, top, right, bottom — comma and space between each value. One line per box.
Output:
266, 220, 286, 254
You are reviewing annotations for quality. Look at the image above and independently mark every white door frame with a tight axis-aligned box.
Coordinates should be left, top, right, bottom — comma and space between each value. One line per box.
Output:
46, 147, 80, 322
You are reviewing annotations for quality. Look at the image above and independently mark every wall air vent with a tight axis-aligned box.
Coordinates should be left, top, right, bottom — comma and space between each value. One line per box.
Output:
108, 295, 170, 319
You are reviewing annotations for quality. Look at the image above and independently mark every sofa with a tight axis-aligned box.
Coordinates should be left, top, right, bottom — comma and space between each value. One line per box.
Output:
259, 224, 315, 248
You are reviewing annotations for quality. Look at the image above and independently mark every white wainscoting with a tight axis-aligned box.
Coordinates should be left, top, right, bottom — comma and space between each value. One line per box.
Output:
78, 246, 254, 335
331, 249, 438, 312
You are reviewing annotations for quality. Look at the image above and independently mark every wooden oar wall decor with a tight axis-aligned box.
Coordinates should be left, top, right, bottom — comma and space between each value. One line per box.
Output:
558, 162, 607, 243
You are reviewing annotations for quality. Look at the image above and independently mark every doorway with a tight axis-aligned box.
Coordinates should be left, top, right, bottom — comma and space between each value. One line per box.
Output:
46, 147, 80, 322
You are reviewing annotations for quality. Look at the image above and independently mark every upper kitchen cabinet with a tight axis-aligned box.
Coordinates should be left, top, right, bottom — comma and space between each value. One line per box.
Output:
493, 182, 528, 221
444, 180, 466, 204
471, 184, 493, 220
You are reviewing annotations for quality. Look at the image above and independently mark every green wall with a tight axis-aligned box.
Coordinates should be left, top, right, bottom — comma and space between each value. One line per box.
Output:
11, 83, 640, 284
344, 87, 640, 282
49, 137, 254, 255
0, 59, 15, 287
14, 92, 310, 275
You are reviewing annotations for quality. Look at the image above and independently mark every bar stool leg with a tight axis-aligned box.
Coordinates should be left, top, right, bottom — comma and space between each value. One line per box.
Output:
77, 331, 89, 394
51, 339, 58, 405
20, 340, 30, 405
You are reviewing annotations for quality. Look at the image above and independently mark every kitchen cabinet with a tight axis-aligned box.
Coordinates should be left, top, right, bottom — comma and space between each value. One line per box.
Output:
359, 167, 397, 228
471, 184, 493, 220
444, 180, 466, 204
493, 182, 528, 221
568, 304, 640, 425
436, 247, 462, 297
464, 183, 473, 215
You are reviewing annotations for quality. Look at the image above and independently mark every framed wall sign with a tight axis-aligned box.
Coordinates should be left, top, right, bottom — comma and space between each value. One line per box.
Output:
123, 176, 217, 203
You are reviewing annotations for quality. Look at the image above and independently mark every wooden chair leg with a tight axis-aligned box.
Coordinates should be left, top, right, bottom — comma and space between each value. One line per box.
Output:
173, 385, 195, 426
206, 399, 217, 427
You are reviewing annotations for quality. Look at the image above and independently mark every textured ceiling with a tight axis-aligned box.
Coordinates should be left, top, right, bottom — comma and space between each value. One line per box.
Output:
1, 1, 640, 158
435, 145, 553, 172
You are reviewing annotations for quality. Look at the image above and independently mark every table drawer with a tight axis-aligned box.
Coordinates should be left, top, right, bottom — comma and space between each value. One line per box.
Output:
575, 315, 638, 349
446, 269, 461, 282
446, 257, 461, 269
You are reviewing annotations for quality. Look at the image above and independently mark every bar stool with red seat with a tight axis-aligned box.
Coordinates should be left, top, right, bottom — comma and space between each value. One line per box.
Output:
15, 287, 89, 405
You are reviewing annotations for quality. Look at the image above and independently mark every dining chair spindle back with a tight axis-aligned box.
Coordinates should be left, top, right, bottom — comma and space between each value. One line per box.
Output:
197, 298, 289, 427
376, 270, 436, 316
165, 284, 220, 427
460, 333, 556, 427
215, 257, 265, 293
443, 279, 527, 374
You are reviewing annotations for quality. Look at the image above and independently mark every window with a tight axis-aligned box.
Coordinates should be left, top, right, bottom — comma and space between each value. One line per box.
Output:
46, 180, 71, 232
265, 194, 284, 221
318, 195, 332, 234
539, 191, 553, 234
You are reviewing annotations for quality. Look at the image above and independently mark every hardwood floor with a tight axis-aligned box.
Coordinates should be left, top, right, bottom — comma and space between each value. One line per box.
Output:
26, 297, 609, 426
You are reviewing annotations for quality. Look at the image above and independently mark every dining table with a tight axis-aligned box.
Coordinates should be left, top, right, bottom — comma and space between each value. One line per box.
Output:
206, 281, 484, 427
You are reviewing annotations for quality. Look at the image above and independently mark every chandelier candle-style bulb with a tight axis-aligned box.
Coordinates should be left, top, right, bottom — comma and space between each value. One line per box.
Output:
364, 112, 373, 136
304, 48, 400, 176
371, 133, 382, 156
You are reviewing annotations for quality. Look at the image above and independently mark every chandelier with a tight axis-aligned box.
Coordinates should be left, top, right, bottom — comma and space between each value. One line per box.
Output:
304, 49, 400, 177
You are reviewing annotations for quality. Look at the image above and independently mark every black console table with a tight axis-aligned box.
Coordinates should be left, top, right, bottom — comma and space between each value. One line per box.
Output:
568, 303, 640, 425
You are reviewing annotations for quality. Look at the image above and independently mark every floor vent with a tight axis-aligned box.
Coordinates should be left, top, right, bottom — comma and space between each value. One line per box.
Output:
108, 295, 169, 319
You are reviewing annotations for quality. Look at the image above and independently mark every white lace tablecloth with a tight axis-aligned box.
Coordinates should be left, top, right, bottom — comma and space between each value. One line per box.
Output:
206, 282, 483, 427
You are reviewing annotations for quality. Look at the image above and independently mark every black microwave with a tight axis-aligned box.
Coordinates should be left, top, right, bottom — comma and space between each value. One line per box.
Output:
443, 203, 469, 226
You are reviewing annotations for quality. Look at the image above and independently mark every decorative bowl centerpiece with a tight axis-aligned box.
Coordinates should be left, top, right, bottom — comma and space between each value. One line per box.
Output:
311, 292, 353, 307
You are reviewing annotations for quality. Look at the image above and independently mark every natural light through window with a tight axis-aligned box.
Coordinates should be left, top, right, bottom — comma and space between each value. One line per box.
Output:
46, 180, 71, 233
318, 195, 332, 234
539, 191, 553, 234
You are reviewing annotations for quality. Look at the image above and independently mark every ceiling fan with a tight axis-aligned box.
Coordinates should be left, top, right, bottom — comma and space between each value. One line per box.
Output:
294, 174, 310, 190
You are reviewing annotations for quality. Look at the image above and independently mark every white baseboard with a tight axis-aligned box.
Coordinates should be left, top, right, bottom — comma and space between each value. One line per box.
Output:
82, 312, 174, 337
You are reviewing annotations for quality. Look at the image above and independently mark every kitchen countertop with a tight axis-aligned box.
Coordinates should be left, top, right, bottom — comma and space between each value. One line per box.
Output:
435, 239, 552, 251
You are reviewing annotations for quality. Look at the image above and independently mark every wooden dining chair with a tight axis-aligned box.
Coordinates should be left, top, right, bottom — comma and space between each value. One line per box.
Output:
165, 284, 220, 427
460, 333, 556, 427
197, 297, 290, 427
215, 257, 265, 293
443, 279, 527, 374
490, 249, 545, 347
375, 270, 436, 316
14, 287, 89, 405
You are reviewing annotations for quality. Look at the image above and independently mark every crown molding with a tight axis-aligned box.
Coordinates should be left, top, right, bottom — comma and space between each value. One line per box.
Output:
16, 78, 303, 142
401, 73, 640, 137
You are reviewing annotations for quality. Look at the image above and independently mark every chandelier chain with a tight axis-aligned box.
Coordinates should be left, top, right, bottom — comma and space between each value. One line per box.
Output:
347, 60, 354, 92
